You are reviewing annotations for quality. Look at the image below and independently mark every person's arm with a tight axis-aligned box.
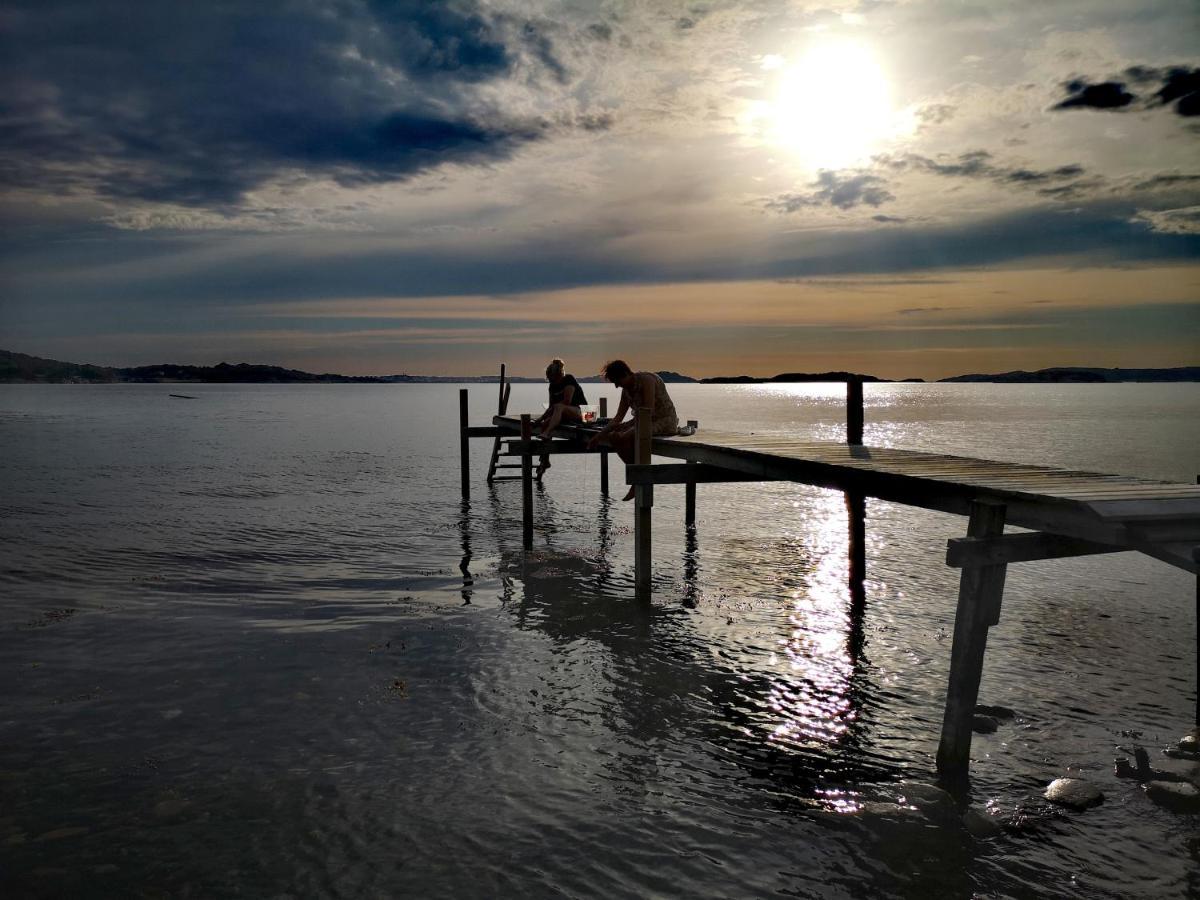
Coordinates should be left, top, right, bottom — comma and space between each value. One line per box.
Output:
561, 384, 575, 406
588, 389, 628, 447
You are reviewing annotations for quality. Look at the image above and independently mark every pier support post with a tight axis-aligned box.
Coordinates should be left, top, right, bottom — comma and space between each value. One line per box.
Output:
634, 406, 653, 601
846, 379, 864, 446
599, 397, 610, 497
685, 460, 697, 526
937, 499, 1008, 784
684, 420, 699, 526
520, 414, 534, 550
459, 388, 470, 500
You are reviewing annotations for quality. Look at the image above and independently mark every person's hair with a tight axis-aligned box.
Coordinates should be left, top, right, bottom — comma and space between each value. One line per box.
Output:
546, 358, 565, 377
602, 359, 632, 383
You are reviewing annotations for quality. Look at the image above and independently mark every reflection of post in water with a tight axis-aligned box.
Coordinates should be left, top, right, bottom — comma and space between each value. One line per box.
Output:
458, 499, 473, 605
682, 524, 700, 607
845, 489, 866, 662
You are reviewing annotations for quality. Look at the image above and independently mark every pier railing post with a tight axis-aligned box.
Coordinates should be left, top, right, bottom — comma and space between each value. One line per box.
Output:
937, 499, 1008, 784
459, 388, 470, 500
634, 406, 653, 601
846, 378, 864, 446
599, 397, 610, 497
520, 414, 534, 550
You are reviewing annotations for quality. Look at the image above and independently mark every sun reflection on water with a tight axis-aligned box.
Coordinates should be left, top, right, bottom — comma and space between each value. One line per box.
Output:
765, 489, 862, 754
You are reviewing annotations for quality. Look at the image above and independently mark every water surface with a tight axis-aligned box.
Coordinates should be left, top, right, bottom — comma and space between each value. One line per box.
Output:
1, 383, 1197, 898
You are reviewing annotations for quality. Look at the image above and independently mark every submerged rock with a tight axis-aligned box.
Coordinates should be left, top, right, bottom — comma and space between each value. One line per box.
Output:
1044, 777, 1104, 810
896, 782, 958, 823
975, 704, 1016, 720
1144, 780, 1200, 812
962, 806, 1004, 839
1179, 728, 1199, 755
972, 715, 999, 734
1153, 756, 1200, 789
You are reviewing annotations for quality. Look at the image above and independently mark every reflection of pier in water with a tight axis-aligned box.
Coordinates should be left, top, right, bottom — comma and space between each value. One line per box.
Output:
454, 491, 895, 800
459, 372, 1200, 788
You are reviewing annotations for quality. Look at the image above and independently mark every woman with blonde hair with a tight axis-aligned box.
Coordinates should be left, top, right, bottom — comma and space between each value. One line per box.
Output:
535, 358, 588, 436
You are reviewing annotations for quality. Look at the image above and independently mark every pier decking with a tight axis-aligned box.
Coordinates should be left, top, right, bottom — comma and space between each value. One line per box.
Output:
461, 380, 1200, 785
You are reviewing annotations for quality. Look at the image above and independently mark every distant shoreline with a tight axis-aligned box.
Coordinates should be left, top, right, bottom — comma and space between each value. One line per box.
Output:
2, 349, 1197, 384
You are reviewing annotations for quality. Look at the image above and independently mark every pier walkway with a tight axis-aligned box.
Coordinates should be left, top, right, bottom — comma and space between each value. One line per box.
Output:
460, 380, 1199, 784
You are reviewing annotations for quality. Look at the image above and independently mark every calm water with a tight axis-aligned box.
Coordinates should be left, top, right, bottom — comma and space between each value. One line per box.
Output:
1, 383, 1197, 899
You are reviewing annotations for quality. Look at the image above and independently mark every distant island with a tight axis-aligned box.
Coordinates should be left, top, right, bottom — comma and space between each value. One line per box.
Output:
939, 366, 1200, 383
1, 349, 1197, 385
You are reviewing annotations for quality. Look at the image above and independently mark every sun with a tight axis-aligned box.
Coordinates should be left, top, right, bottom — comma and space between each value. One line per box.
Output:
767, 41, 897, 170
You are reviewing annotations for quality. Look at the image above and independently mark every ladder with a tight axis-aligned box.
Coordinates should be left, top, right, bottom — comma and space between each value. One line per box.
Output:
486, 364, 522, 482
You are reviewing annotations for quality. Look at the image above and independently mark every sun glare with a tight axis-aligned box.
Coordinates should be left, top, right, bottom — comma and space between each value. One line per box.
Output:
767, 41, 896, 170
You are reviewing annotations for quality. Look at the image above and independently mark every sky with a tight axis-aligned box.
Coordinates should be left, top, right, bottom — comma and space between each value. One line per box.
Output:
1, 0, 1198, 379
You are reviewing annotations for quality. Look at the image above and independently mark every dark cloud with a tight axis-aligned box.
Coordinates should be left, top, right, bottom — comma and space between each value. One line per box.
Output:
1054, 81, 1135, 111
1052, 66, 1200, 116
767, 170, 895, 212
878, 151, 1093, 196
0, 1, 574, 208
896, 306, 961, 315
586, 23, 613, 42
1133, 173, 1200, 191
872, 214, 910, 223
1155, 67, 1200, 116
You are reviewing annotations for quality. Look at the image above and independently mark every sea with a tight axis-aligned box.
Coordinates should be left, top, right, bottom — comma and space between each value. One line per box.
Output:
1, 382, 1197, 899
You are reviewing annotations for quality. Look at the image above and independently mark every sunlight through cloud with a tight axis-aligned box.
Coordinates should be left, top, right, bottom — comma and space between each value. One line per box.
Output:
766, 40, 901, 170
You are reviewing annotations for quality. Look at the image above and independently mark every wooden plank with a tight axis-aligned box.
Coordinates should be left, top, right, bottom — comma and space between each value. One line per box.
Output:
947, 532, 1125, 567
625, 463, 777, 485
466, 426, 505, 438
502, 443, 597, 456
937, 500, 1007, 783
1088, 499, 1200, 522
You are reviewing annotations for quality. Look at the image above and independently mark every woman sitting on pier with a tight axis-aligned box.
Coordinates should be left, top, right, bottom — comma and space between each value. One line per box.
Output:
533, 358, 587, 478
587, 359, 679, 501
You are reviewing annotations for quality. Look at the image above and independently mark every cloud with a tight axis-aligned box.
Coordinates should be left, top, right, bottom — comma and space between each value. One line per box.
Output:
1054, 81, 1135, 111
1133, 206, 1200, 235
767, 170, 895, 212
877, 150, 1094, 198
0, 1, 580, 209
1052, 65, 1200, 116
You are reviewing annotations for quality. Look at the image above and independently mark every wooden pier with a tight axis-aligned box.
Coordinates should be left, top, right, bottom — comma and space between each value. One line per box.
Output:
459, 375, 1200, 785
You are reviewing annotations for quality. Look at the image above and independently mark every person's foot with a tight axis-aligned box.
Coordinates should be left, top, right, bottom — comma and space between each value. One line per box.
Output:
622, 487, 636, 501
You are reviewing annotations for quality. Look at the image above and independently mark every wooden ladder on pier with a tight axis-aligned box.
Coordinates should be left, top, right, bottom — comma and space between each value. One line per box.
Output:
486, 365, 520, 483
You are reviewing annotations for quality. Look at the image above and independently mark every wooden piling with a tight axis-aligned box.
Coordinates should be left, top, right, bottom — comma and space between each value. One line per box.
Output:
846, 379, 864, 446
846, 490, 866, 608
685, 461, 697, 526
634, 406, 653, 600
685, 420, 698, 526
936, 499, 1008, 782
520, 414, 533, 549
599, 397, 610, 496
459, 388, 470, 500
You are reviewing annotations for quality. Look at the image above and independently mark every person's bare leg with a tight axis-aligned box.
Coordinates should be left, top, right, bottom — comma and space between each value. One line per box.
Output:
610, 428, 639, 500
541, 403, 582, 438
540, 403, 564, 437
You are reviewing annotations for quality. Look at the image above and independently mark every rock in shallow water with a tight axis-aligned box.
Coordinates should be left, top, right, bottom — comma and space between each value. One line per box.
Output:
1179, 728, 1199, 755
1044, 778, 1104, 810
972, 715, 999, 734
975, 704, 1016, 720
1144, 780, 1200, 812
962, 806, 1004, 839
896, 782, 958, 823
